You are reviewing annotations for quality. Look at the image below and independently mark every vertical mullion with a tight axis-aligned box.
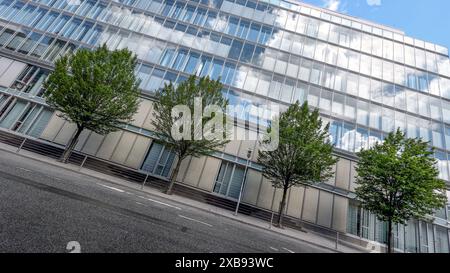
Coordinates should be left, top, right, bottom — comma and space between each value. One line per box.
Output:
23, 104, 43, 134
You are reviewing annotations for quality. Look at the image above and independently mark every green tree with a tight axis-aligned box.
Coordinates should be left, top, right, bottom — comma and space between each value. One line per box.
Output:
355, 129, 447, 253
258, 102, 337, 228
152, 75, 229, 195
44, 44, 141, 163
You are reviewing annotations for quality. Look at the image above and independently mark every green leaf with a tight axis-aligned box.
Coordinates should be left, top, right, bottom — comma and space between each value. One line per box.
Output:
151, 75, 230, 161
355, 128, 447, 225
257, 101, 338, 189
44, 44, 141, 135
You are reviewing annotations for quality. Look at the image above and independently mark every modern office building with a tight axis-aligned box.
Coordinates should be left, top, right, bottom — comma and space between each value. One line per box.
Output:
0, 0, 449, 252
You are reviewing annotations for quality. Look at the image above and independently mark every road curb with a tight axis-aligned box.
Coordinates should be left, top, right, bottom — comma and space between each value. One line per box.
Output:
1, 145, 362, 253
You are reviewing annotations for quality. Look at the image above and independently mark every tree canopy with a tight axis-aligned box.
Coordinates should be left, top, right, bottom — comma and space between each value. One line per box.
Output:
44, 44, 141, 162
355, 129, 447, 252
258, 101, 337, 227
152, 75, 229, 194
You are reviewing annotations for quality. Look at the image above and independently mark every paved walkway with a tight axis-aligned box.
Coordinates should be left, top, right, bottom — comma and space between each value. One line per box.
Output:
0, 141, 373, 253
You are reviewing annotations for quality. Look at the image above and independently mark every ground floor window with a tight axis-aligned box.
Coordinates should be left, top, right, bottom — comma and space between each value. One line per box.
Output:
347, 202, 360, 236
0, 94, 53, 138
448, 204, 450, 222
405, 219, 418, 253
375, 220, 388, 245
213, 161, 245, 200
141, 142, 175, 178
435, 226, 450, 253
347, 201, 450, 252
446, 191, 450, 221
420, 222, 434, 253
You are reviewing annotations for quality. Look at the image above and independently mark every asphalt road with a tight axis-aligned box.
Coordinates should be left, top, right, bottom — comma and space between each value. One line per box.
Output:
0, 150, 332, 253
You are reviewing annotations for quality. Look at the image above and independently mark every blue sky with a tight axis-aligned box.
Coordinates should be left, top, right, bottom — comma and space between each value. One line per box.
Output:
299, 0, 450, 50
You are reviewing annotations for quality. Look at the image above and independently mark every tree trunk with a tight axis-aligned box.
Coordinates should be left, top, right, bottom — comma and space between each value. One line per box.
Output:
276, 182, 289, 228
166, 158, 182, 195
60, 126, 83, 164
387, 218, 393, 253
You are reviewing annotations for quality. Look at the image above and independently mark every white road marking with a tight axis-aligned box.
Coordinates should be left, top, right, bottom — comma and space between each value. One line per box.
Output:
178, 215, 213, 227
137, 196, 182, 210
282, 247, 295, 253
136, 202, 144, 205
17, 167, 31, 172
97, 183, 125, 193
269, 247, 279, 251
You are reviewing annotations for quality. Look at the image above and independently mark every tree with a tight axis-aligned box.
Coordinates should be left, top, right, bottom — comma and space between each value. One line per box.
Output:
44, 44, 141, 163
258, 102, 337, 228
152, 75, 229, 195
355, 129, 447, 253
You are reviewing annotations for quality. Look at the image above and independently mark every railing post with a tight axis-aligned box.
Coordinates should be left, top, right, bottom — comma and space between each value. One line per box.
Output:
269, 211, 275, 229
79, 155, 88, 171
235, 149, 252, 216
336, 231, 339, 250
141, 173, 149, 190
16, 138, 26, 153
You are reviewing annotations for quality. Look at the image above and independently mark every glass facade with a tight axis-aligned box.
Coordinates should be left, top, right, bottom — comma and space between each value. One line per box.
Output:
1, 0, 450, 164
0, 0, 449, 252
141, 141, 176, 178
213, 161, 245, 199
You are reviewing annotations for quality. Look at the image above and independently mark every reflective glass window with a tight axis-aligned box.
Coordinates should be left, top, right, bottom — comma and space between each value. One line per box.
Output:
209, 58, 224, 80
240, 43, 255, 63
228, 39, 243, 60
198, 55, 213, 77
248, 23, 260, 42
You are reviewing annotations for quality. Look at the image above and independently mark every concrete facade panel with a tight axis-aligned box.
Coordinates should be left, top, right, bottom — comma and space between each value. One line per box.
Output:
125, 136, 152, 169
242, 169, 262, 205
95, 131, 123, 161
302, 187, 319, 224
111, 132, 137, 165
198, 157, 221, 191
317, 191, 334, 228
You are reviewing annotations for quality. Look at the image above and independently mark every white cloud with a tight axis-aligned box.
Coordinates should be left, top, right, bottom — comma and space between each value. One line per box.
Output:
322, 0, 341, 11
366, 0, 381, 6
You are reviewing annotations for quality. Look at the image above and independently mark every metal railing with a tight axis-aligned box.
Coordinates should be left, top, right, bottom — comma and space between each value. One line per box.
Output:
0, 128, 365, 251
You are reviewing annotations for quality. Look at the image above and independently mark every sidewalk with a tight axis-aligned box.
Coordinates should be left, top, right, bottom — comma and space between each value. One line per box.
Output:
0, 141, 370, 253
